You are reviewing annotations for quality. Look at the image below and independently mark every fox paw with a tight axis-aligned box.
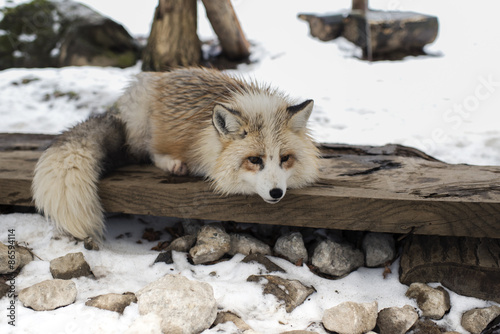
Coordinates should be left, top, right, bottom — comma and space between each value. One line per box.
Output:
154, 154, 188, 176
171, 160, 188, 176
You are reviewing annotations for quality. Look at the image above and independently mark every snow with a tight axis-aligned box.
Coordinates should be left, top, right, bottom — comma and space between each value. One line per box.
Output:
1, 214, 497, 333
0, 0, 499, 333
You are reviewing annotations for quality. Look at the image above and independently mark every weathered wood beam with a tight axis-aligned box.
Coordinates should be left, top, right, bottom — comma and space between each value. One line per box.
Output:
0, 134, 499, 239
201, 0, 250, 60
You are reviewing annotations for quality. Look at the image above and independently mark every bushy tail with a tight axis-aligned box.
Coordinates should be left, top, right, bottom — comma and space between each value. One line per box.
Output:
32, 113, 128, 242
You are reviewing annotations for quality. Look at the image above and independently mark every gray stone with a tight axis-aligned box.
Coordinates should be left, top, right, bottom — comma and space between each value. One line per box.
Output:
167, 234, 197, 253
247, 275, 315, 313
377, 305, 419, 334
0, 242, 33, 274
50, 252, 93, 279
85, 292, 137, 314
19, 279, 77, 311
189, 224, 231, 264
411, 319, 443, 334
182, 219, 203, 236
322, 301, 378, 334
405, 283, 451, 320
136, 274, 217, 334
274, 232, 308, 264
213, 311, 253, 331
461, 306, 500, 334
242, 253, 285, 273
229, 233, 272, 256
362, 232, 396, 267
311, 239, 364, 277
0, 281, 10, 298
153, 250, 173, 265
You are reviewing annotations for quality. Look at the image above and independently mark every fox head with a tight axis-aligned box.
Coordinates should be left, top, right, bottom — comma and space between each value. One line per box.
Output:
210, 92, 320, 203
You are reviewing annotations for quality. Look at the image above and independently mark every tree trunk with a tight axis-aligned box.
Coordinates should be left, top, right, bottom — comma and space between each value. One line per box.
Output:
352, 0, 368, 12
142, 0, 200, 71
201, 0, 250, 60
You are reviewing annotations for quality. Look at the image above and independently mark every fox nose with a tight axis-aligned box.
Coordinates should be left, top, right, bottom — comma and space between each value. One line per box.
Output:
269, 188, 283, 199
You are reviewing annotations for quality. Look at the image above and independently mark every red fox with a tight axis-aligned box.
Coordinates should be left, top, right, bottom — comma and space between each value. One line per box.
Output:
32, 67, 320, 242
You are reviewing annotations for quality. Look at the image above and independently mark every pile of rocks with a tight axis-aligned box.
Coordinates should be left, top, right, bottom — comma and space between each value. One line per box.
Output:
1, 221, 500, 334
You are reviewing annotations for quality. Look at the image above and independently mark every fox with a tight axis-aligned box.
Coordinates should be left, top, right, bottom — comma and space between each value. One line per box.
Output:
32, 67, 320, 243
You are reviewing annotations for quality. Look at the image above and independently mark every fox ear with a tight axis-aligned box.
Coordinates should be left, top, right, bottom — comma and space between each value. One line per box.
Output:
213, 104, 243, 136
287, 99, 314, 132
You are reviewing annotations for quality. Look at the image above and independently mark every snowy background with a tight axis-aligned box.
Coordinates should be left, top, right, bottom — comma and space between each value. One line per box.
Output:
1, 0, 499, 333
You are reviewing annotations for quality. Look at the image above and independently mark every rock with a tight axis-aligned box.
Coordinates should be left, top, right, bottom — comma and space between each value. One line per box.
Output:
411, 319, 443, 334
405, 283, 451, 320
213, 311, 253, 331
377, 305, 419, 334
247, 275, 315, 313
0, 281, 10, 298
154, 250, 173, 265
322, 301, 378, 334
362, 232, 396, 267
49, 252, 93, 279
0, 0, 139, 70
461, 306, 500, 334
482, 314, 500, 334
229, 233, 272, 256
167, 234, 197, 253
311, 239, 364, 277
84, 237, 100, 251
0, 242, 33, 274
182, 219, 202, 236
136, 274, 217, 334
189, 224, 231, 264
242, 253, 285, 273
274, 232, 308, 264
18, 279, 77, 311
281, 331, 319, 334
85, 292, 137, 314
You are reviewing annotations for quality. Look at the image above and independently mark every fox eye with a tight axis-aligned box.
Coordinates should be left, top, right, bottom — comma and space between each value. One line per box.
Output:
248, 156, 263, 165
281, 155, 291, 163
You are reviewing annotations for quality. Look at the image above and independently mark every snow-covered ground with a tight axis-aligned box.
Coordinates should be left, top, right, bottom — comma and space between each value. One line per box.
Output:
1, 0, 499, 333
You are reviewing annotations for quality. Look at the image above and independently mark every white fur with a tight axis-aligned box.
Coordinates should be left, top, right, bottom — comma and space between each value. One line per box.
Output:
115, 73, 155, 158
32, 140, 105, 241
153, 154, 188, 175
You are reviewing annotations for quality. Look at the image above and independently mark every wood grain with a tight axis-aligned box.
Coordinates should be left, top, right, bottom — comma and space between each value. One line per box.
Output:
1, 133, 499, 238
400, 235, 500, 302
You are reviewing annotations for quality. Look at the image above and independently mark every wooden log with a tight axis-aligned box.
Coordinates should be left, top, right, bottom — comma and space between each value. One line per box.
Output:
342, 10, 438, 60
298, 14, 344, 42
1, 133, 500, 239
400, 235, 500, 303
352, 0, 368, 12
142, 0, 200, 71
201, 0, 250, 60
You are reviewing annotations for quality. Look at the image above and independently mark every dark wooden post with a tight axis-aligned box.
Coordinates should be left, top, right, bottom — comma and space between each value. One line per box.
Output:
142, 0, 201, 71
201, 0, 250, 60
352, 0, 372, 60
352, 0, 368, 12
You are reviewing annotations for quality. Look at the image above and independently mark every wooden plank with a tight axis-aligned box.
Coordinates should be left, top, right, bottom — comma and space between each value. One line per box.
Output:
0, 133, 499, 238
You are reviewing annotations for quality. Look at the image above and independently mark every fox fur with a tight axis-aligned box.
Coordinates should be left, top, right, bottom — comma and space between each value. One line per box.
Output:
32, 67, 320, 242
